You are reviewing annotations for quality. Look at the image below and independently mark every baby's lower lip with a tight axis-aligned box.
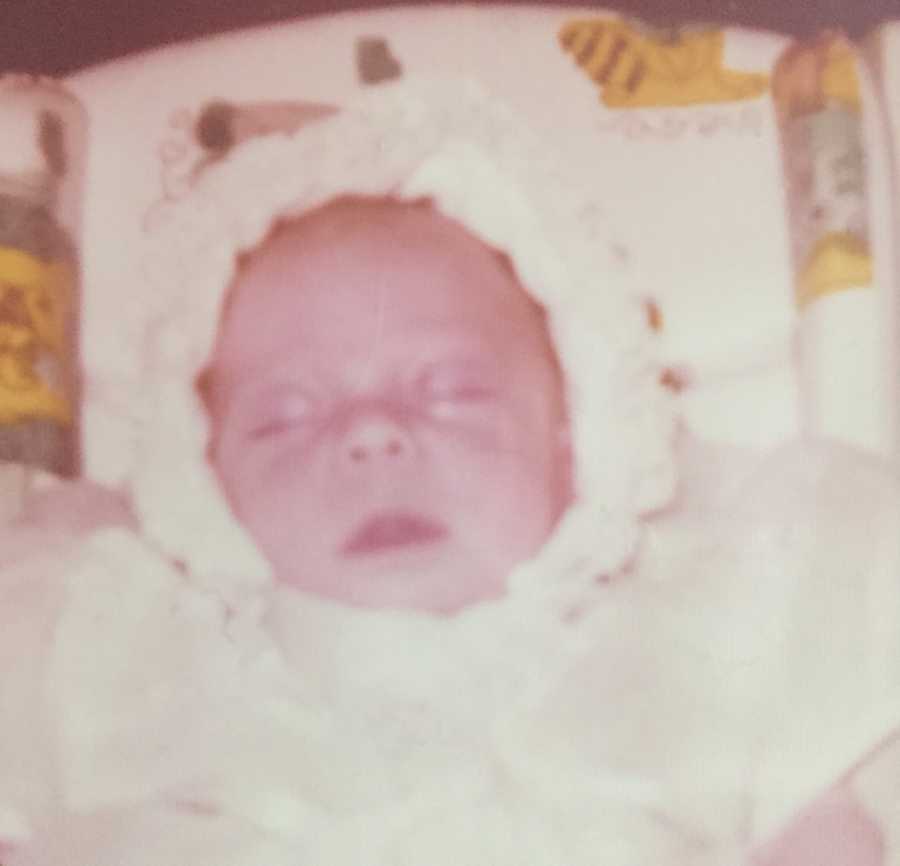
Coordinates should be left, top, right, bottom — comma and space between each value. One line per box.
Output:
341, 512, 449, 556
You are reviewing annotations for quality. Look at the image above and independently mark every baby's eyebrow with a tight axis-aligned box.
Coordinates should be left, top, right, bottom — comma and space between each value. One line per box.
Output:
418, 353, 501, 376
218, 372, 323, 417
402, 330, 498, 360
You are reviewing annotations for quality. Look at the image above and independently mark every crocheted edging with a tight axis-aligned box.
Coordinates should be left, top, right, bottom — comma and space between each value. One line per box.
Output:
134, 78, 677, 603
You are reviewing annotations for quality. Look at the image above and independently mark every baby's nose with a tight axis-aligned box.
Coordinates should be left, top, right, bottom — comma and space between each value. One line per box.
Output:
339, 411, 413, 467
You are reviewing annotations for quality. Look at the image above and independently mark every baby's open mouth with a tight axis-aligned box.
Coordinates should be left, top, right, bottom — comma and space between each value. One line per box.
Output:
341, 511, 449, 556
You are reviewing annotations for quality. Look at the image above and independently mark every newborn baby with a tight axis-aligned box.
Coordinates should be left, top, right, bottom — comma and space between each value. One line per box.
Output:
2, 79, 899, 866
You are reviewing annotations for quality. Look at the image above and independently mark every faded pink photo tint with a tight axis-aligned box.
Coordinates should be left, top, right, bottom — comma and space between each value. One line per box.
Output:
1, 3, 899, 866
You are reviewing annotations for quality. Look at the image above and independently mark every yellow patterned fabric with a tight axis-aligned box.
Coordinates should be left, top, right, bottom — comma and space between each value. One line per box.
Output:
559, 18, 769, 108
0, 246, 72, 425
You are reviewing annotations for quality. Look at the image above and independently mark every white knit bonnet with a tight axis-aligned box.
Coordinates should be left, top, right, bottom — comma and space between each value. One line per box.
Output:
134, 78, 677, 606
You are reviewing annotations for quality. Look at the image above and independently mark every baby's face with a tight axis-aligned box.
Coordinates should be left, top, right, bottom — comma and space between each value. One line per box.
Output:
205, 201, 570, 613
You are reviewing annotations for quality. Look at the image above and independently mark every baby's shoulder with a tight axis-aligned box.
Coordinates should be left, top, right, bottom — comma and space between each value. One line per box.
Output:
737, 438, 900, 510
730, 439, 900, 583
0, 480, 137, 569
0, 480, 209, 658
669, 436, 900, 573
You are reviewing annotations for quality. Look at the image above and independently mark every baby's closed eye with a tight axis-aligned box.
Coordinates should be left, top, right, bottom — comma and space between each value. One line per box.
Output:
414, 360, 502, 418
245, 388, 319, 440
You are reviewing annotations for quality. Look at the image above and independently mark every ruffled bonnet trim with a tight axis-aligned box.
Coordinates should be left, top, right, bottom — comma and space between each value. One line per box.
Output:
135, 78, 677, 607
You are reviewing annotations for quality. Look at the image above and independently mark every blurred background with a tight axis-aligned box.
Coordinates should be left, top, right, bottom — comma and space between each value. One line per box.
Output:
4, 0, 900, 76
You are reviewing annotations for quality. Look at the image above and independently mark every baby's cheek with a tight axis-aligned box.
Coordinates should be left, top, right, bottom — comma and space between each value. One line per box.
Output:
449, 447, 559, 542
233, 480, 327, 579
213, 444, 301, 536
245, 460, 312, 523
228, 439, 314, 503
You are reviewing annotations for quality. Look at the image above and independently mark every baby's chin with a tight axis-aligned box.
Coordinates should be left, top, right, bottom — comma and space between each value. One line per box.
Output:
279, 548, 508, 616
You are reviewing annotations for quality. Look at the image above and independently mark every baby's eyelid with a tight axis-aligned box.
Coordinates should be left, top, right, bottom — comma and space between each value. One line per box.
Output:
242, 389, 318, 436
420, 362, 501, 398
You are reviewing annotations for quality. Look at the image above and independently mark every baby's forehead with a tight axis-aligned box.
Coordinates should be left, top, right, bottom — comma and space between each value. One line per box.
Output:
232, 196, 529, 310
260, 196, 480, 255
217, 195, 556, 359
205, 198, 564, 411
